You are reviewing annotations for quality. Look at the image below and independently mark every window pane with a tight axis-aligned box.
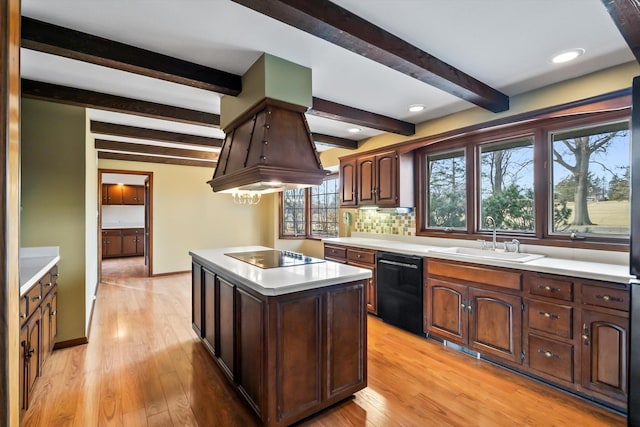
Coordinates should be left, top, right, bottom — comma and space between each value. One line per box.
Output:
479, 138, 534, 232
551, 121, 630, 236
426, 150, 466, 229
310, 177, 339, 238
281, 188, 306, 237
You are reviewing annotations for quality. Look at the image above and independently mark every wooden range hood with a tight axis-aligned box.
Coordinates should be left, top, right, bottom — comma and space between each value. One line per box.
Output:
208, 54, 328, 194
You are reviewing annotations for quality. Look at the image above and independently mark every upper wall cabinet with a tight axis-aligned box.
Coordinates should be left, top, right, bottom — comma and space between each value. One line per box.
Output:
102, 184, 144, 205
340, 150, 414, 208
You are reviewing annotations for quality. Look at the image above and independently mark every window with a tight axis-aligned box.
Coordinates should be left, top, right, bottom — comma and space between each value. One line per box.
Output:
551, 120, 630, 237
280, 176, 339, 239
479, 137, 534, 232
426, 150, 466, 229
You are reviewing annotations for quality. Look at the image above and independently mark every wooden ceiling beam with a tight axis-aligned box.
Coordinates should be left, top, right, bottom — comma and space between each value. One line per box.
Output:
95, 139, 218, 161
232, 0, 509, 113
311, 133, 358, 149
91, 121, 223, 148
22, 79, 220, 127
309, 97, 415, 136
22, 17, 242, 95
601, 0, 640, 63
98, 151, 215, 168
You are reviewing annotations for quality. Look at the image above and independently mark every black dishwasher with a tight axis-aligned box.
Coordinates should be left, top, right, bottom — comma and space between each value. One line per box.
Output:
376, 252, 424, 335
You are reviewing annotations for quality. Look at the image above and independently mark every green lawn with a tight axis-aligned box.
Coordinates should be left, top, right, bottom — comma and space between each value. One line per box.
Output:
563, 200, 629, 234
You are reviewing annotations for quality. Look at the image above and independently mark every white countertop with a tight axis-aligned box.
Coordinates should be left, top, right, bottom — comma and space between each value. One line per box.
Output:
190, 246, 372, 296
102, 225, 144, 229
20, 246, 60, 296
324, 236, 632, 284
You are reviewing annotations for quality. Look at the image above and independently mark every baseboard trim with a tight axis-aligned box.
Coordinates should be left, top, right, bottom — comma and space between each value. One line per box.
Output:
53, 337, 88, 350
152, 270, 189, 277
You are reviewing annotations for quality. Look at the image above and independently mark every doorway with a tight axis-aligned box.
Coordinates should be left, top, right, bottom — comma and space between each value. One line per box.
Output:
98, 169, 153, 280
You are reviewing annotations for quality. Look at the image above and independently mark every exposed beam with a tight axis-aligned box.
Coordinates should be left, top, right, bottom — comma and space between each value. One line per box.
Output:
232, 0, 509, 113
309, 97, 415, 136
95, 139, 219, 161
22, 79, 220, 127
311, 133, 358, 149
601, 0, 640, 63
98, 151, 215, 168
22, 17, 242, 95
90, 121, 223, 148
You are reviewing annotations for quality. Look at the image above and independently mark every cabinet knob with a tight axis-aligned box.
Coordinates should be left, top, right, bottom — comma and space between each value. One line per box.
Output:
25, 348, 35, 360
45, 282, 53, 287
20, 313, 26, 319
582, 323, 590, 345
31, 295, 42, 302
51, 310, 57, 316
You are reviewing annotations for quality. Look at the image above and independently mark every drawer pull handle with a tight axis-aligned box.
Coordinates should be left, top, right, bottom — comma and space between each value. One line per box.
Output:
539, 285, 560, 292
31, 295, 42, 302
538, 311, 559, 319
537, 349, 559, 359
595, 294, 622, 303
25, 348, 35, 360
20, 313, 27, 319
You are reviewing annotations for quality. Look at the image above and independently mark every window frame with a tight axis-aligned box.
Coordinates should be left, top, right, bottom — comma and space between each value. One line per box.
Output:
279, 173, 340, 240
415, 108, 630, 251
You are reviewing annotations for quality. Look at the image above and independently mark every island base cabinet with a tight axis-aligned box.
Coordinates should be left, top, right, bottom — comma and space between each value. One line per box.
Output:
191, 261, 367, 427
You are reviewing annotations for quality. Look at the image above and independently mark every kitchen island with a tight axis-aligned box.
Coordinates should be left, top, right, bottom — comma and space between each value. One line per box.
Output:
189, 246, 372, 427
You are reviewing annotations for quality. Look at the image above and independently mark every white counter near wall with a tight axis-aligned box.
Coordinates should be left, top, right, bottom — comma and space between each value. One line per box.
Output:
20, 246, 60, 296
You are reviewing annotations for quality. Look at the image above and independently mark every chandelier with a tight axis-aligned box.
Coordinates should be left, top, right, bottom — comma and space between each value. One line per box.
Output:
232, 191, 262, 205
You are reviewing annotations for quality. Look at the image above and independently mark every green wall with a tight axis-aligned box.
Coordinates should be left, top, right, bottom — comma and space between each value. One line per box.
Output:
21, 98, 88, 342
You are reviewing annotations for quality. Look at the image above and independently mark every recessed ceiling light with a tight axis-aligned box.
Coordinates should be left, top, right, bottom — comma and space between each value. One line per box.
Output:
551, 48, 585, 64
408, 104, 425, 112
348, 127, 361, 133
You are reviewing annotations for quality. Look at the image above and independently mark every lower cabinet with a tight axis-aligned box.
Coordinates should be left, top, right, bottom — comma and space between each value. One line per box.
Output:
102, 228, 144, 258
191, 261, 367, 427
324, 244, 377, 314
20, 265, 59, 414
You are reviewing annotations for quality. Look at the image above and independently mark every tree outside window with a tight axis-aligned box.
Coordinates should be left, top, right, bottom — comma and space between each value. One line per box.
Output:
551, 121, 630, 236
280, 176, 339, 239
426, 150, 466, 229
479, 138, 535, 232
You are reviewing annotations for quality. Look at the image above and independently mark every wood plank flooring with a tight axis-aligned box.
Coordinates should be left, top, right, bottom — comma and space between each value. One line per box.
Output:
22, 257, 626, 426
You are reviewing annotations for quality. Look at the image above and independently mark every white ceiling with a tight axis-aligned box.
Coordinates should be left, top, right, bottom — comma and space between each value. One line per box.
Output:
20, 0, 635, 157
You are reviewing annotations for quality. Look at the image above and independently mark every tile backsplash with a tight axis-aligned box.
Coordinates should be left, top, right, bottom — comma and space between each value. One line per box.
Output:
352, 209, 416, 236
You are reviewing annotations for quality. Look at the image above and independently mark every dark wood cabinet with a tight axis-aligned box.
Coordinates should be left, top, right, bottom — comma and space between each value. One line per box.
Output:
339, 149, 413, 208
324, 244, 377, 314
20, 264, 58, 414
340, 158, 357, 207
217, 276, 235, 380
203, 268, 216, 355
191, 260, 367, 427
426, 277, 522, 364
102, 183, 144, 205
102, 228, 144, 258
192, 262, 203, 337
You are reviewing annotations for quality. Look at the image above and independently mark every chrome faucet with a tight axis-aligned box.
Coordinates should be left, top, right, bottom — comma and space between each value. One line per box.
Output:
486, 216, 497, 250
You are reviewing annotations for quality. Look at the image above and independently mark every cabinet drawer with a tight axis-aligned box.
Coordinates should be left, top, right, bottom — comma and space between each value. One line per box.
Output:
581, 284, 628, 311
528, 335, 573, 383
324, 245, 346, 261
41, 271, 55, 296
347, 248, 375, 265
527, 300, 572, 339
19, 296, 28, 324
428, 260, 521, 290
525, 274, 573, 301
25, 283, 42, 319
102, 230, 121, 236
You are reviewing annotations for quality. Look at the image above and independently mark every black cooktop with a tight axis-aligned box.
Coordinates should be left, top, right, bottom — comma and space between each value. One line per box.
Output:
225, 250, 325, 269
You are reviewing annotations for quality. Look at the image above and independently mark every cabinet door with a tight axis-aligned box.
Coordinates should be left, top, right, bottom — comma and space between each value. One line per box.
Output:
50, 289, 58, 347
41, 294, 52, 366
192, 263, 203, 337
580, 310, 628, 401
468, 288, 522, 364
104, 184, 123, 205
237, 288, 264, 415
375, 152, 398, 207
218, 276, 235, 380
426, 279, 467, 344
356, 155, 375, 205
349, 261, 376, 314
121, 233, 137, 256
135, 231, 145, 255
136, 185, 145, 205
103, 231, 122, 257
340, 158, 357, 207
203, 268, 216, 355
101, 183, 109, 205
121, 185, 136, 204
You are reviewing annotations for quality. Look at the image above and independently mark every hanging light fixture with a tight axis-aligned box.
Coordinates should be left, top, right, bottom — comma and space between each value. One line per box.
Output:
232, 190, 262, 205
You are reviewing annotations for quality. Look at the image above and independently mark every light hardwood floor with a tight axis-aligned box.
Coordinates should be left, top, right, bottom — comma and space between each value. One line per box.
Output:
22, 257, 626, 426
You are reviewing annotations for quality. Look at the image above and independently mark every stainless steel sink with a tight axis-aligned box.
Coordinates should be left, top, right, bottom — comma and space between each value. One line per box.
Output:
433, 246, 544, 263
